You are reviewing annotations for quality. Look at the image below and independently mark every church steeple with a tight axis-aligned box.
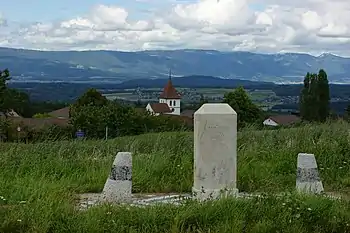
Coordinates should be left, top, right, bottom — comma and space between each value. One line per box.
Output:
159, 69, 181, 99
157, 68, 181, 116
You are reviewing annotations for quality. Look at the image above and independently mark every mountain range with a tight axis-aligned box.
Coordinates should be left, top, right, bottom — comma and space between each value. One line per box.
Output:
1, 47, 350, 84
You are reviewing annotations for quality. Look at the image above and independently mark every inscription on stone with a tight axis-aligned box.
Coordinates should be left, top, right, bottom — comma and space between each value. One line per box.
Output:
297, 168, 321, 182
206, 123, 225, 141
109, 165, 132, 181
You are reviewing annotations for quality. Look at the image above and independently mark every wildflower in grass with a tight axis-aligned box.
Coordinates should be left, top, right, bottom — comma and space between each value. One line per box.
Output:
17, 219, 22, 222
339, 167, 343, 169
307, 207, 312, 211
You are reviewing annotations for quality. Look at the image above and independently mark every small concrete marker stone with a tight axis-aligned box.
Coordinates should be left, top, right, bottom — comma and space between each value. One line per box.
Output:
296, 153, 324, 194
100, 152, 132, 203
192, 103, 239, 201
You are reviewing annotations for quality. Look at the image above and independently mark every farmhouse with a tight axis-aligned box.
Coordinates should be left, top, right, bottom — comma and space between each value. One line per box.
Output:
263, 115, 300, 127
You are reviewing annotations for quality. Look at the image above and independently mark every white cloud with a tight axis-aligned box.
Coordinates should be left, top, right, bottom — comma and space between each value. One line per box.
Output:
1, 0, 350, 56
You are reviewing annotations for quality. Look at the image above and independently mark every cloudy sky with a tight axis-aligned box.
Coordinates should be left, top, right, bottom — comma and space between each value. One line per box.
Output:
0, 0, 349, 56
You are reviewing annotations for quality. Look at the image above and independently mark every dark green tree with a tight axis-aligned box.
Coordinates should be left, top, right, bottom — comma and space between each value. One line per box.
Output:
4, 89, 30, 116
70, 89, 108, 132
309, 73, 319, 120
317, 69, 330, 122
299, 69, 330, 122
0, 69, 33, 117
345, 104, 350, 121
299, 72, 311, 120
75, 88, 108, 108
0, 69, 10, 113
223, 86, 262, 128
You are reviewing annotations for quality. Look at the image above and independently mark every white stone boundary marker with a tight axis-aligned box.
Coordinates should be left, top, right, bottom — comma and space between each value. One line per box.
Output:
192, 103, 239, 201
296, 153, 324, 194
100, 152, 132, 203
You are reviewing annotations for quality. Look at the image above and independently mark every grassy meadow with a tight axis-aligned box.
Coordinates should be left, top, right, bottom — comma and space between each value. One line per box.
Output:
1, 121, 350, 232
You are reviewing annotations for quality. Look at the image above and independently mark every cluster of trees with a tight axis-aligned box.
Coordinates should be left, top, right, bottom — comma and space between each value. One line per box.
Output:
69, 89, 192, 139
223, 87, 264, 128
1, 69, 69, 142
0, 69, 25, 114
299, 69, 330, 122
182, 87, 265, 129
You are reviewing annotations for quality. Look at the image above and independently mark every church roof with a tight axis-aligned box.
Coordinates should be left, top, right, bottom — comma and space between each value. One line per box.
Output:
159, 78, 181, 99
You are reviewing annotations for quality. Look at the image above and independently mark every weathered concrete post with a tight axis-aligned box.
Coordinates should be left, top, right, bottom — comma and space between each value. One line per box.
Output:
296, 153, 324, 194
101, 152, 132, 203
192, 103, 238, 201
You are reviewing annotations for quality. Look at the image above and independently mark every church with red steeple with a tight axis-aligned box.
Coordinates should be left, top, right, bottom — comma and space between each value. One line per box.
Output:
145, 70, 181, 116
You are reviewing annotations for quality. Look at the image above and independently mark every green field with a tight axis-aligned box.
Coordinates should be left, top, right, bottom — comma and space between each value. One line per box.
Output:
1, 121, 350, 232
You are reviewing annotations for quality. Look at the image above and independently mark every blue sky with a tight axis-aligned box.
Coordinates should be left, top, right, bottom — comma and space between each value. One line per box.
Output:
1, 0, 265, 22
0, 0, 181, 22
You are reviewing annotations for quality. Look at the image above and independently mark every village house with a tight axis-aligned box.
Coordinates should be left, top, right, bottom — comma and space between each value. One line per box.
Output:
48, 107, 70, 119
263, 115, 300, 127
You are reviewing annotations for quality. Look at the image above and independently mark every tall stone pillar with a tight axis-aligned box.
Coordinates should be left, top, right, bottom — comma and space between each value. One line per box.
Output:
192, 103, 238, 201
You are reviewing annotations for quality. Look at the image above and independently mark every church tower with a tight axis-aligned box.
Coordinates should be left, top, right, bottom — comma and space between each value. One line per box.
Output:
159, 70, 181, 115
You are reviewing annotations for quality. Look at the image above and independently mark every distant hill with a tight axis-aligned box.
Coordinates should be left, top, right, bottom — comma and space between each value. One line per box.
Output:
2, 47, 350, 83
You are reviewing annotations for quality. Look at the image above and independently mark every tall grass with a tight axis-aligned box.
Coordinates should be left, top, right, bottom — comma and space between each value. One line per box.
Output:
1, 120, 350, 232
